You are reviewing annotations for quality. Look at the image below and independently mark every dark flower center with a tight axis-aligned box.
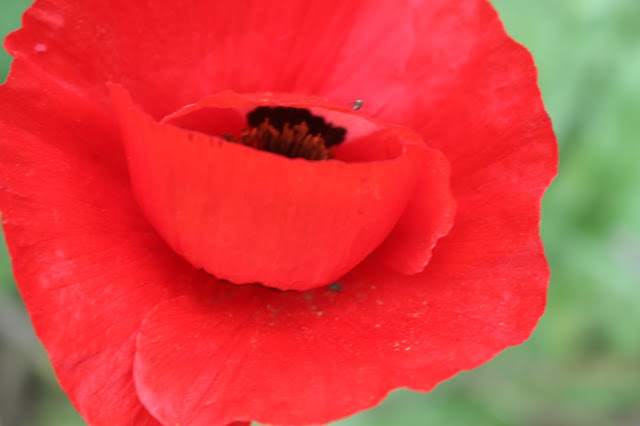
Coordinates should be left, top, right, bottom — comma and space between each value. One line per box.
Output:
227, 106, 347, 161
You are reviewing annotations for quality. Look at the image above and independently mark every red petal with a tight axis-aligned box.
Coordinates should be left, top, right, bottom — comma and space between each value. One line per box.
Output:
5, 0, 415, 119
135, 190, 548, 425
0, 74, 244, 424
0, 66, 174, 424
369, 125, 456, 274
391, 0, 558, 195
110, 86, 427, 290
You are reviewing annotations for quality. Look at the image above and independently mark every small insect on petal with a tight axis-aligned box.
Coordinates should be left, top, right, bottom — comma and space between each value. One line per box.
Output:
351, 100, 363, 111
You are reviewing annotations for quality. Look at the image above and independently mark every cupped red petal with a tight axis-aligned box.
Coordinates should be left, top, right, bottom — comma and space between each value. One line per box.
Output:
110, 86, 434, 290
368, 125, 456, 274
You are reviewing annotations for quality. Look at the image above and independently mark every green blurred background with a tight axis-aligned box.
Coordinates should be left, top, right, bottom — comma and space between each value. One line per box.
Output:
1, 0, 639, 425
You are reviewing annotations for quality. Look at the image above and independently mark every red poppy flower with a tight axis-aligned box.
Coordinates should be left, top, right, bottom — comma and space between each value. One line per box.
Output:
0, 0, 557, 425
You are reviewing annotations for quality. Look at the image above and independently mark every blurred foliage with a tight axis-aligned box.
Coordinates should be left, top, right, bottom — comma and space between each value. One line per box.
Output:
1, 0, 639, 425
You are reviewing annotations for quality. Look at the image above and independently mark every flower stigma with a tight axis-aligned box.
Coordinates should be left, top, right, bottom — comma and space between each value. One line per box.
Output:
225, 106, 347, 161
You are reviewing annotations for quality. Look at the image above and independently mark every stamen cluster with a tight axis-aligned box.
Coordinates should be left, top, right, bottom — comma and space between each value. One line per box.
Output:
225, 106, 347, 161
238, 119, 333, 161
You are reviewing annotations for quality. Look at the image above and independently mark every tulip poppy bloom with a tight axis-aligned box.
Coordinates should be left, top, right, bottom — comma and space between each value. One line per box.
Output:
0, 0, 557, 424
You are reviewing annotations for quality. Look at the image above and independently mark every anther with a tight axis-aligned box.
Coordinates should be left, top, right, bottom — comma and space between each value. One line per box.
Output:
226, 107, 347, 161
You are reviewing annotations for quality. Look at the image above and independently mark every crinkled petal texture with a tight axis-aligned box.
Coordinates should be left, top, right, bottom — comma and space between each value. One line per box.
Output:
0, 1, 557, 426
